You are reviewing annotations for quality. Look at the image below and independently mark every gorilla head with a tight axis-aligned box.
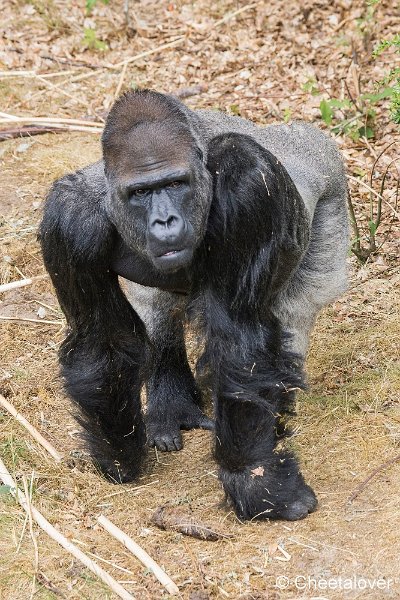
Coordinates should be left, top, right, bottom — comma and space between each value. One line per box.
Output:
102, 90, 212, 272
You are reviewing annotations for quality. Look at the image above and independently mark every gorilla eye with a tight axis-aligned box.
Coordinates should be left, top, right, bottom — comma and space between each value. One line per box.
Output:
132, 188, 148, 197
167, 181, 182, 188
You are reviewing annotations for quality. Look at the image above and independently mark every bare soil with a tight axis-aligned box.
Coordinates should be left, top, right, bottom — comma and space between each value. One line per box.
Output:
0, 1, 399, 599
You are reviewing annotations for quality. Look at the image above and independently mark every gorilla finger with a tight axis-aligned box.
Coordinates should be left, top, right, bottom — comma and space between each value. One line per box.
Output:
172, 435, 183, 451
154, 438, 168, 452
200, 417, 215, 431
155, 434, 181, 452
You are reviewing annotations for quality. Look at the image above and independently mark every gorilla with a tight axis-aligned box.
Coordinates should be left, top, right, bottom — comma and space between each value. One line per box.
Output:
40, 90, 349, 521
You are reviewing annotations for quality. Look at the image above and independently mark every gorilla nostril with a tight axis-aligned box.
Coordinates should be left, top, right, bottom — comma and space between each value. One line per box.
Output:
166, 215, 177, 228
152, 215, 180, 230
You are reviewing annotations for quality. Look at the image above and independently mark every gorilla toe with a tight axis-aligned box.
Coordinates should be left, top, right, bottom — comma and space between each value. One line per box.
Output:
146, 402, 214, 452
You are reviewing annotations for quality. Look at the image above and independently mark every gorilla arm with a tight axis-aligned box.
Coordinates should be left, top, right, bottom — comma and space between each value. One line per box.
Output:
40, 165, 148, 483
191, 133, 317, 520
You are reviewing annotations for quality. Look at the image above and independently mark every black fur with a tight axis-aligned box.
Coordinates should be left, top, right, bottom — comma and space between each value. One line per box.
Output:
189, 134, 315, 519
40, 90, 349, 520
41, 171, 147, 483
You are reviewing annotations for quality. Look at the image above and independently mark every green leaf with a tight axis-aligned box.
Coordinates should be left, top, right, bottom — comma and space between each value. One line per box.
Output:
230, 104, 241, 116
302, 79, 320, 96
282, 107, 292, 123
320, 99, 333, 125
0, 485, 12, 496
359, 125, 375, 139
328, 98, 352, 109
86, 0, 97, 12
86, 0, 109, 12
354, 167, 367, 177
83, 28, 108, 51
361, 88, 394, 102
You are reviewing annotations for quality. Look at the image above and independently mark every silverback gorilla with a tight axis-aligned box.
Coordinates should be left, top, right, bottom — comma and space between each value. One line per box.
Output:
40, 90, 349, 521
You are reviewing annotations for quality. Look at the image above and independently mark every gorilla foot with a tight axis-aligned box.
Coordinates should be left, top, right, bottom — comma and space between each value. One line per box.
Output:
146, 402, 214, 452
91, 447, 145, 484
219, 458, 317, 521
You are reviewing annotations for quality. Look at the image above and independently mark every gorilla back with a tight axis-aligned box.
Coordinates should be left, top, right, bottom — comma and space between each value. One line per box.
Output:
40, 89, 348, 521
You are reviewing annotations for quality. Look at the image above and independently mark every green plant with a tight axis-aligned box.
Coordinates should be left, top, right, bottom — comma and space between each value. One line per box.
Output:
348, 143, 399, 262
83, 27, 108, 51
318, 89, 394, 141
282, 107, 292, 123
85, 0, 109, 14
373, 34, 400, 124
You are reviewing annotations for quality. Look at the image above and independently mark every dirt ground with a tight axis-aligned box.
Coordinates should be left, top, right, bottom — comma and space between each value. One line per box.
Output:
0, 1, 399, 599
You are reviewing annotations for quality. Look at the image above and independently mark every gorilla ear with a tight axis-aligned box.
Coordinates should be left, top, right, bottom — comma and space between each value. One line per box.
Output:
195, 147, 204, 162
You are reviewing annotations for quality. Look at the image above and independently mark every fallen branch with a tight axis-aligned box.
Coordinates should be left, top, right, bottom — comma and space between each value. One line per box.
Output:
0, 126, 65, 140
347, 174, 400, 219
0, 123, 102, 134
0, 315, 63, 325
98, 514, 179, 596
0, 275, 48, 293
0, 114, 103, 135
211, 2, 258, 29
0, 70, 79, 79
0, 113, 103, 127
113, 36, 185, 68
0, 459, 134, 600
0, 394, 63, 462
39, 55, 102, 69
348, 453, 400, 503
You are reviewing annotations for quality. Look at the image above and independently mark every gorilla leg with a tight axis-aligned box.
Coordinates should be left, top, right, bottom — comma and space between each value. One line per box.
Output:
215, 194, 348, 520
125, 283, 213, 451
272, 194, 349, 359
210, 327, 317, 521
61, 320, 147, 483
40, 171, 148, 484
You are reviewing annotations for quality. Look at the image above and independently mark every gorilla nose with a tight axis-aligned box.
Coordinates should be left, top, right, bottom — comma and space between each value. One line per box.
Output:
150, 214, 185, 243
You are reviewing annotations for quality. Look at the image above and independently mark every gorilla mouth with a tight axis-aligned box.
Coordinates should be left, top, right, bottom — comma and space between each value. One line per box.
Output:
153, 248, 193, 272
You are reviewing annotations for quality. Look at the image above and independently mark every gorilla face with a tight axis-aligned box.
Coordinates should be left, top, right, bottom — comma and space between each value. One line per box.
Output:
102, 94, 212, 274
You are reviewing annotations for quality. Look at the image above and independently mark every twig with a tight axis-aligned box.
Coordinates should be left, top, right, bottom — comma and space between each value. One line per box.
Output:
0, 459, 134, 600
348, 453, 400, 503
332, 15, 354, 32
0, 70, 79, 79
113, 36, 185, 68
103, 479, 160, 498
39, 55, 102, 69
22, 474, 39, 599
0, 114, 103, 127
35, 75, 88, 108
0, 126, 65, 141
98, 515, 179, 596
47, 37, 185, 88
0, 275, 48, 293
0, 316, 63, 325
0, 394, 64, 463
0, 123, 102, 134
347, 175, 400, 218
115, 62, 129, 100
85, 550, 134, 575
211, 2, 258, 29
